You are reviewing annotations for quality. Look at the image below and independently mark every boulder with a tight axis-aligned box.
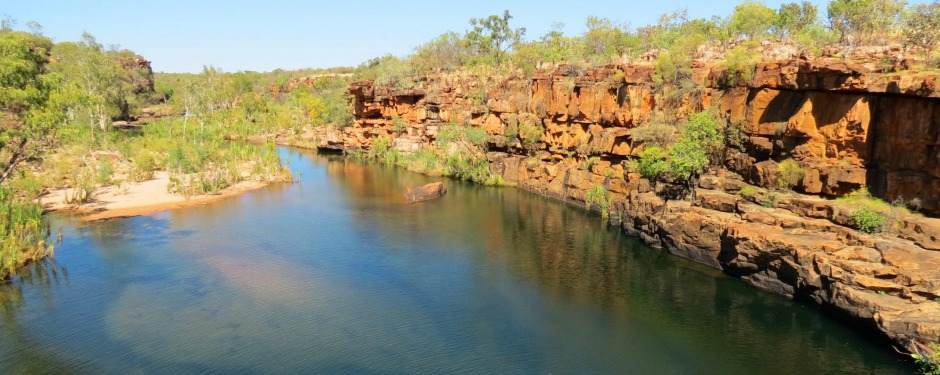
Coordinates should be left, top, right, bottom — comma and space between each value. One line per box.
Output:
405, 182, 447, 203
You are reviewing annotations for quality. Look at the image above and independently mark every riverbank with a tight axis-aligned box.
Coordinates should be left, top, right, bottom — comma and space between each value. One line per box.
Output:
335, 56, 940, 355
40, 171, 273, 222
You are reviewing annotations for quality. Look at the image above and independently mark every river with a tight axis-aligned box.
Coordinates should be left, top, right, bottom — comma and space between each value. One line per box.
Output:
0, 148, 914, 374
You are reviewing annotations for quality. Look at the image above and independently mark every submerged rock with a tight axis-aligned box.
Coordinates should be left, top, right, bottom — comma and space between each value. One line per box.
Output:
405, 182, 447, 203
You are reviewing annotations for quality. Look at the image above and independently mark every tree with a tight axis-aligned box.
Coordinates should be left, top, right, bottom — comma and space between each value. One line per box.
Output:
50, 33, 131, 133
0, 29, 60, 184
903, 2, 940, 56
412, 32, 471, 72
728, 1, 777, 41
667, 111, 723, 198
827, 0, 906, 46
775, 1, 820, 39
465, 10, 526, 67
579, 17, 639, 62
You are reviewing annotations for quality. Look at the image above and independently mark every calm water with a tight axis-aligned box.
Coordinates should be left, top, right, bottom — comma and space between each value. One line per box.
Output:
0, 149, 914, 374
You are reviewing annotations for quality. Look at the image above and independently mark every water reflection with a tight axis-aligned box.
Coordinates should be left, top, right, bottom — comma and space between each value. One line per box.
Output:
0, 150, 915, 374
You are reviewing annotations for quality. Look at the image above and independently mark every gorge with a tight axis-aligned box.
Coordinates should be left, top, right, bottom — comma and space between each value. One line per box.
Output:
321, 50, 940, 354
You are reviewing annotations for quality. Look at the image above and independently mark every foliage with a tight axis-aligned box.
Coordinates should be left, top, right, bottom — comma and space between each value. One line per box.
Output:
838, 188, 908, 234
50, 33, 146, 132
356, 55, 416, 89
0, 187, 54, 280
775, 1, 821, 39
465, 10, 526, 67
412, 32, 471, 72
738, 186, 759, 198
793, 24, 839, 56
653, 50, 692, 87
584, 184, 611, 218
0, 29, 60, 185
903, 2, 940, 55
827, 0, 906, 45
683, 111, 724, 162
579, 17, 639, 63
912, 342, 940, 375
518, 121, 543, 154
668, 137, 709, 185
852, 206, 887, 234
632, 121, 678, 148
728, 1, 778, 40
637, 146, 669, 180
723, 44, 761, 83
775, 158, 805, 190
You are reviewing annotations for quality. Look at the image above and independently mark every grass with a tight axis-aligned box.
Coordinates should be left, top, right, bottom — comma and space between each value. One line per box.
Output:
0, 187, 55, 281
836, 188, 911, 234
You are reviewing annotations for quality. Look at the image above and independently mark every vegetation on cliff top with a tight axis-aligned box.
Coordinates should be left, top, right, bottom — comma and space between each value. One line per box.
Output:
354, 0, 939, 82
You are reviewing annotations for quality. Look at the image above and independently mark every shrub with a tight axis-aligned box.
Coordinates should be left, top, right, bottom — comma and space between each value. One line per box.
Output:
912, 342, 940, 375
775, 158, 804, 190
585, 184, 611, 218
518, 121, 543, 154
760, 192, 781, 208
0, 187, 54, 280
852, 207, 886, 234
738, 186, 759, 198
632, 121, 678, 148
722, 44, 760, 83
392, 116, 407, 134
637, 146, 669, 180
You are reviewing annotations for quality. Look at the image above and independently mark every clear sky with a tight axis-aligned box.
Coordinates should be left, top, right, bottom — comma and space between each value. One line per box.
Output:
2, 0, 928, 73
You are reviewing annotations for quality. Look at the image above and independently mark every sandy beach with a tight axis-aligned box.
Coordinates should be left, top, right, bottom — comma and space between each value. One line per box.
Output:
41, 171, 270, 221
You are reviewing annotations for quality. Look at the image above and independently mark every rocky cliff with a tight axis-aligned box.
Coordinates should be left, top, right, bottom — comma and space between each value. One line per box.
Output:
332, 56, 940, 353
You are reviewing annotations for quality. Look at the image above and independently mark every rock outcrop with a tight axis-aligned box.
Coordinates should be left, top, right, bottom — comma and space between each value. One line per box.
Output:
405, 182, 447, 203
334, 56, 940, 353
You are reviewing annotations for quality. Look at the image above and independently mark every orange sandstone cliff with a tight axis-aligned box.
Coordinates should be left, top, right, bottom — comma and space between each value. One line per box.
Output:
327, 54, 940, 352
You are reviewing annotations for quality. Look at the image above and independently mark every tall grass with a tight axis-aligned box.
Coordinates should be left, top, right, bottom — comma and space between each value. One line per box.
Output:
0, 187, 54, 280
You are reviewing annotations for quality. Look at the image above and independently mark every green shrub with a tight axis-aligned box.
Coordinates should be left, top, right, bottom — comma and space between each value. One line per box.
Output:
912, 342, 940, 375
851, 207, 887, 234
518, 121, 543, 154
722, 44, 760, 83
392, 116, 407, 134
775, 158, 804, 190
0, 187, 54, 280
637, 146, 669, 180
585, 184, 611, 218
738, 186, 758, 198
760, 192, 781, 208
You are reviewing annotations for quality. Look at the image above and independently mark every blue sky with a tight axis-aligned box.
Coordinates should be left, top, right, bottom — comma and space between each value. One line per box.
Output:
2, 0, 927, 73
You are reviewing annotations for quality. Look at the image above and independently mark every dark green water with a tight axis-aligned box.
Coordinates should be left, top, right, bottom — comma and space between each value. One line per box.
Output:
0, 149, 914, 374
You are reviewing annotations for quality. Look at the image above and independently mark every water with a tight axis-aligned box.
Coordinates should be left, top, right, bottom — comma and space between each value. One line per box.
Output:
0, 149, 914, 374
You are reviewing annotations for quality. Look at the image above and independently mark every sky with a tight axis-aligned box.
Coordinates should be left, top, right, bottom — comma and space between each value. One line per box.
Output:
1, 0, 929, 73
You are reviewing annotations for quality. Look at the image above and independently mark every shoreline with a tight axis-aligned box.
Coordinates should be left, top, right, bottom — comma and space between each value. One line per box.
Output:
41, 171, 273, 222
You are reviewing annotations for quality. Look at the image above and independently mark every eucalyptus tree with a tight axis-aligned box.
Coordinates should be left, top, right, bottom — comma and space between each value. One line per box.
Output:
827, 0, 906, 45
465, 10, 526, 67
903, 1, 940, 56
0, 29, 61, 184
49, 33, 130, 135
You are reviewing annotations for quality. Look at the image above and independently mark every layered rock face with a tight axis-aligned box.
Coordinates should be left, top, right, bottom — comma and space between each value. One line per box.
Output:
336, 57, 940, 352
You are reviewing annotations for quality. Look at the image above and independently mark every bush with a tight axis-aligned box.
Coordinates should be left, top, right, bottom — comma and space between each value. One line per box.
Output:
722, 44, 760, 83
637, 146, 669, 180
912, 342, 940, 375
738, 186, 759, 198
852, 207, 887, 234
0, 187, 54, 280
775, 158, 804, 190
584, 184, 611, 217
518, 121, 543, 154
